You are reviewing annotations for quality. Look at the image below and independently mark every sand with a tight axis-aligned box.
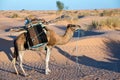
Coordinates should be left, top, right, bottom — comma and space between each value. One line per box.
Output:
0, 11, 120, 80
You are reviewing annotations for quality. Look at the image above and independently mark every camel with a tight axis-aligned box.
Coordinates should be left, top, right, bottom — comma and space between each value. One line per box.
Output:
12, 21, 81, 76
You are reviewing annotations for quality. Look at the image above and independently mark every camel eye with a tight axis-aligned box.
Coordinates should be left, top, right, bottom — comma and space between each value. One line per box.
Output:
72, 25, 76, 27
71, 25, 76, 28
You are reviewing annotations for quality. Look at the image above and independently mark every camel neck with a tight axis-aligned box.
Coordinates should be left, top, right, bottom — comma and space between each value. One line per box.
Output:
58, 28, 74, 45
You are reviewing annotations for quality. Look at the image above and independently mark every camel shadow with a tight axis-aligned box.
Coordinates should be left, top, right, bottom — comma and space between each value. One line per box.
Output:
0, 67, 15, 74
0, 36, 16, 61
23, 64, 45, 74
5, 26, 25, 32
55, 40, 120, 73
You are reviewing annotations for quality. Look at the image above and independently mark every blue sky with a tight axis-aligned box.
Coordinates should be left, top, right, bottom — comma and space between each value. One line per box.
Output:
0, 0, 120, 10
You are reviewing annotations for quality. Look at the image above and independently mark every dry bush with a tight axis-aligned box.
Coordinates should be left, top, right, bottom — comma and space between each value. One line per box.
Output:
27, 14, 36, 19
77, 10, 100, 17
100, 17, 120, 30
88, 17, 120, 30
64, 11, 79, 24
76, 9, 120, 17
100, 10, 113, 16
55, 10, 79, 24
87, 20, 100, 30
100, 9, 120, 16
11, 13, 19, 18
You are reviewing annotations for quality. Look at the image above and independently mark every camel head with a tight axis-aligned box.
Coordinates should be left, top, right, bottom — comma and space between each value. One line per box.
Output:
67, 24, 81, 31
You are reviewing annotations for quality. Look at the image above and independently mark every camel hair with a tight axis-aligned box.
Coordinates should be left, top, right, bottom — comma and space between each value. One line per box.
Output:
12, 21, 81, 76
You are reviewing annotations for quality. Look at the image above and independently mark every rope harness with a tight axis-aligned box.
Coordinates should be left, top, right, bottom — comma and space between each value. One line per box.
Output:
75, 30, 85, 76
75, 30, 81, 66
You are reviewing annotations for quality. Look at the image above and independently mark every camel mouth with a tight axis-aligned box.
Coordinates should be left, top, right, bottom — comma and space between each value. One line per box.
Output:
75, 29, 80, 32
75, 25, 81, 31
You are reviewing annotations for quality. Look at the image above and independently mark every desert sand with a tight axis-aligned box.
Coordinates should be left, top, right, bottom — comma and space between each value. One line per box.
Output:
0, 10, 120, 80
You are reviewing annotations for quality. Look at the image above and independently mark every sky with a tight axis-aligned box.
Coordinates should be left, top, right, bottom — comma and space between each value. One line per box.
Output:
0, 0, 120, 10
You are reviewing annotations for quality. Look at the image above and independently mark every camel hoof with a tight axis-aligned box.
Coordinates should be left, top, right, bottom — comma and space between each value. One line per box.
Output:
45, 69, 51, 75
14, 72, 19, 75
24, 73, 30, 77
16, 72, 19, 75
45, 72, 49, 75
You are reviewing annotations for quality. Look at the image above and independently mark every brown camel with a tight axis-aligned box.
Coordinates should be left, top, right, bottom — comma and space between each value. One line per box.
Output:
12, 23, 81, 76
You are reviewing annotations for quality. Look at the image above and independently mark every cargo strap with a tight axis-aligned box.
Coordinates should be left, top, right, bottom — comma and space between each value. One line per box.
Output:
31, 30, 43, 41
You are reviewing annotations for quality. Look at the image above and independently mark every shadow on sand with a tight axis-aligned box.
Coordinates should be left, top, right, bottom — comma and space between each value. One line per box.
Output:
104, 39, 120, 64
73, 30, 105, 37
55, 39, 120, 73
0, 36, 16, 61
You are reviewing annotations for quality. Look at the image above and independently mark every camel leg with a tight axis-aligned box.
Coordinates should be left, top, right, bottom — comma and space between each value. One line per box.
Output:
12, 58, 19, 75
19, 51, 28, 76
45, 46, 51, 75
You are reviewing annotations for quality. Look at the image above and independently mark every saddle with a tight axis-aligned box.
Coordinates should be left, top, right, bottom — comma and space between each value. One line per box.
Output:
26, 21, 48, 48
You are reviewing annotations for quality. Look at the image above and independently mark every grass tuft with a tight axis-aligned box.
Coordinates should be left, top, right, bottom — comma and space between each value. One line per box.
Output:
88, 17, 120, 30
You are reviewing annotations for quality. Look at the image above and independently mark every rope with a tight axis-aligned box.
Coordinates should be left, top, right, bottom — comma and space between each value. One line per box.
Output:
31, 31, 44, 42
75, 30, 85, 77
76, 30, 81, 70
75, 30, 80, 66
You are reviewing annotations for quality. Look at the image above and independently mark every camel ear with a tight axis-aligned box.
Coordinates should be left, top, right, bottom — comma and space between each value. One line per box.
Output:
67, 24, 72, 28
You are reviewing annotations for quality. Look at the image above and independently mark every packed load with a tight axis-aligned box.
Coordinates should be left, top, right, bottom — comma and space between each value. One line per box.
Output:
25, 18, 48, 48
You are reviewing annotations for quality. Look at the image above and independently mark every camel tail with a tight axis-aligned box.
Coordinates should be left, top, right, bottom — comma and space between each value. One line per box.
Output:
13, 39, 19, 61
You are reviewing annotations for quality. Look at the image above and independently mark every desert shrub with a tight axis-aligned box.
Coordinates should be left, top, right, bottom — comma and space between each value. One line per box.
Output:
64, 11, 79, 24
81, 12, 90, 16
100, 9, 120, 16
88, 17, 120, 30
87, 17, 120, 30
56, 1, 65, 16
11, 13, 19, 18
88, 21, 100, 30
100, 17, 120, 29
92, 21, 99, 28
21, 9, 25, 11
56, 1, 64, 11
20, 9, 26, 13
27, 14, 36, 19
